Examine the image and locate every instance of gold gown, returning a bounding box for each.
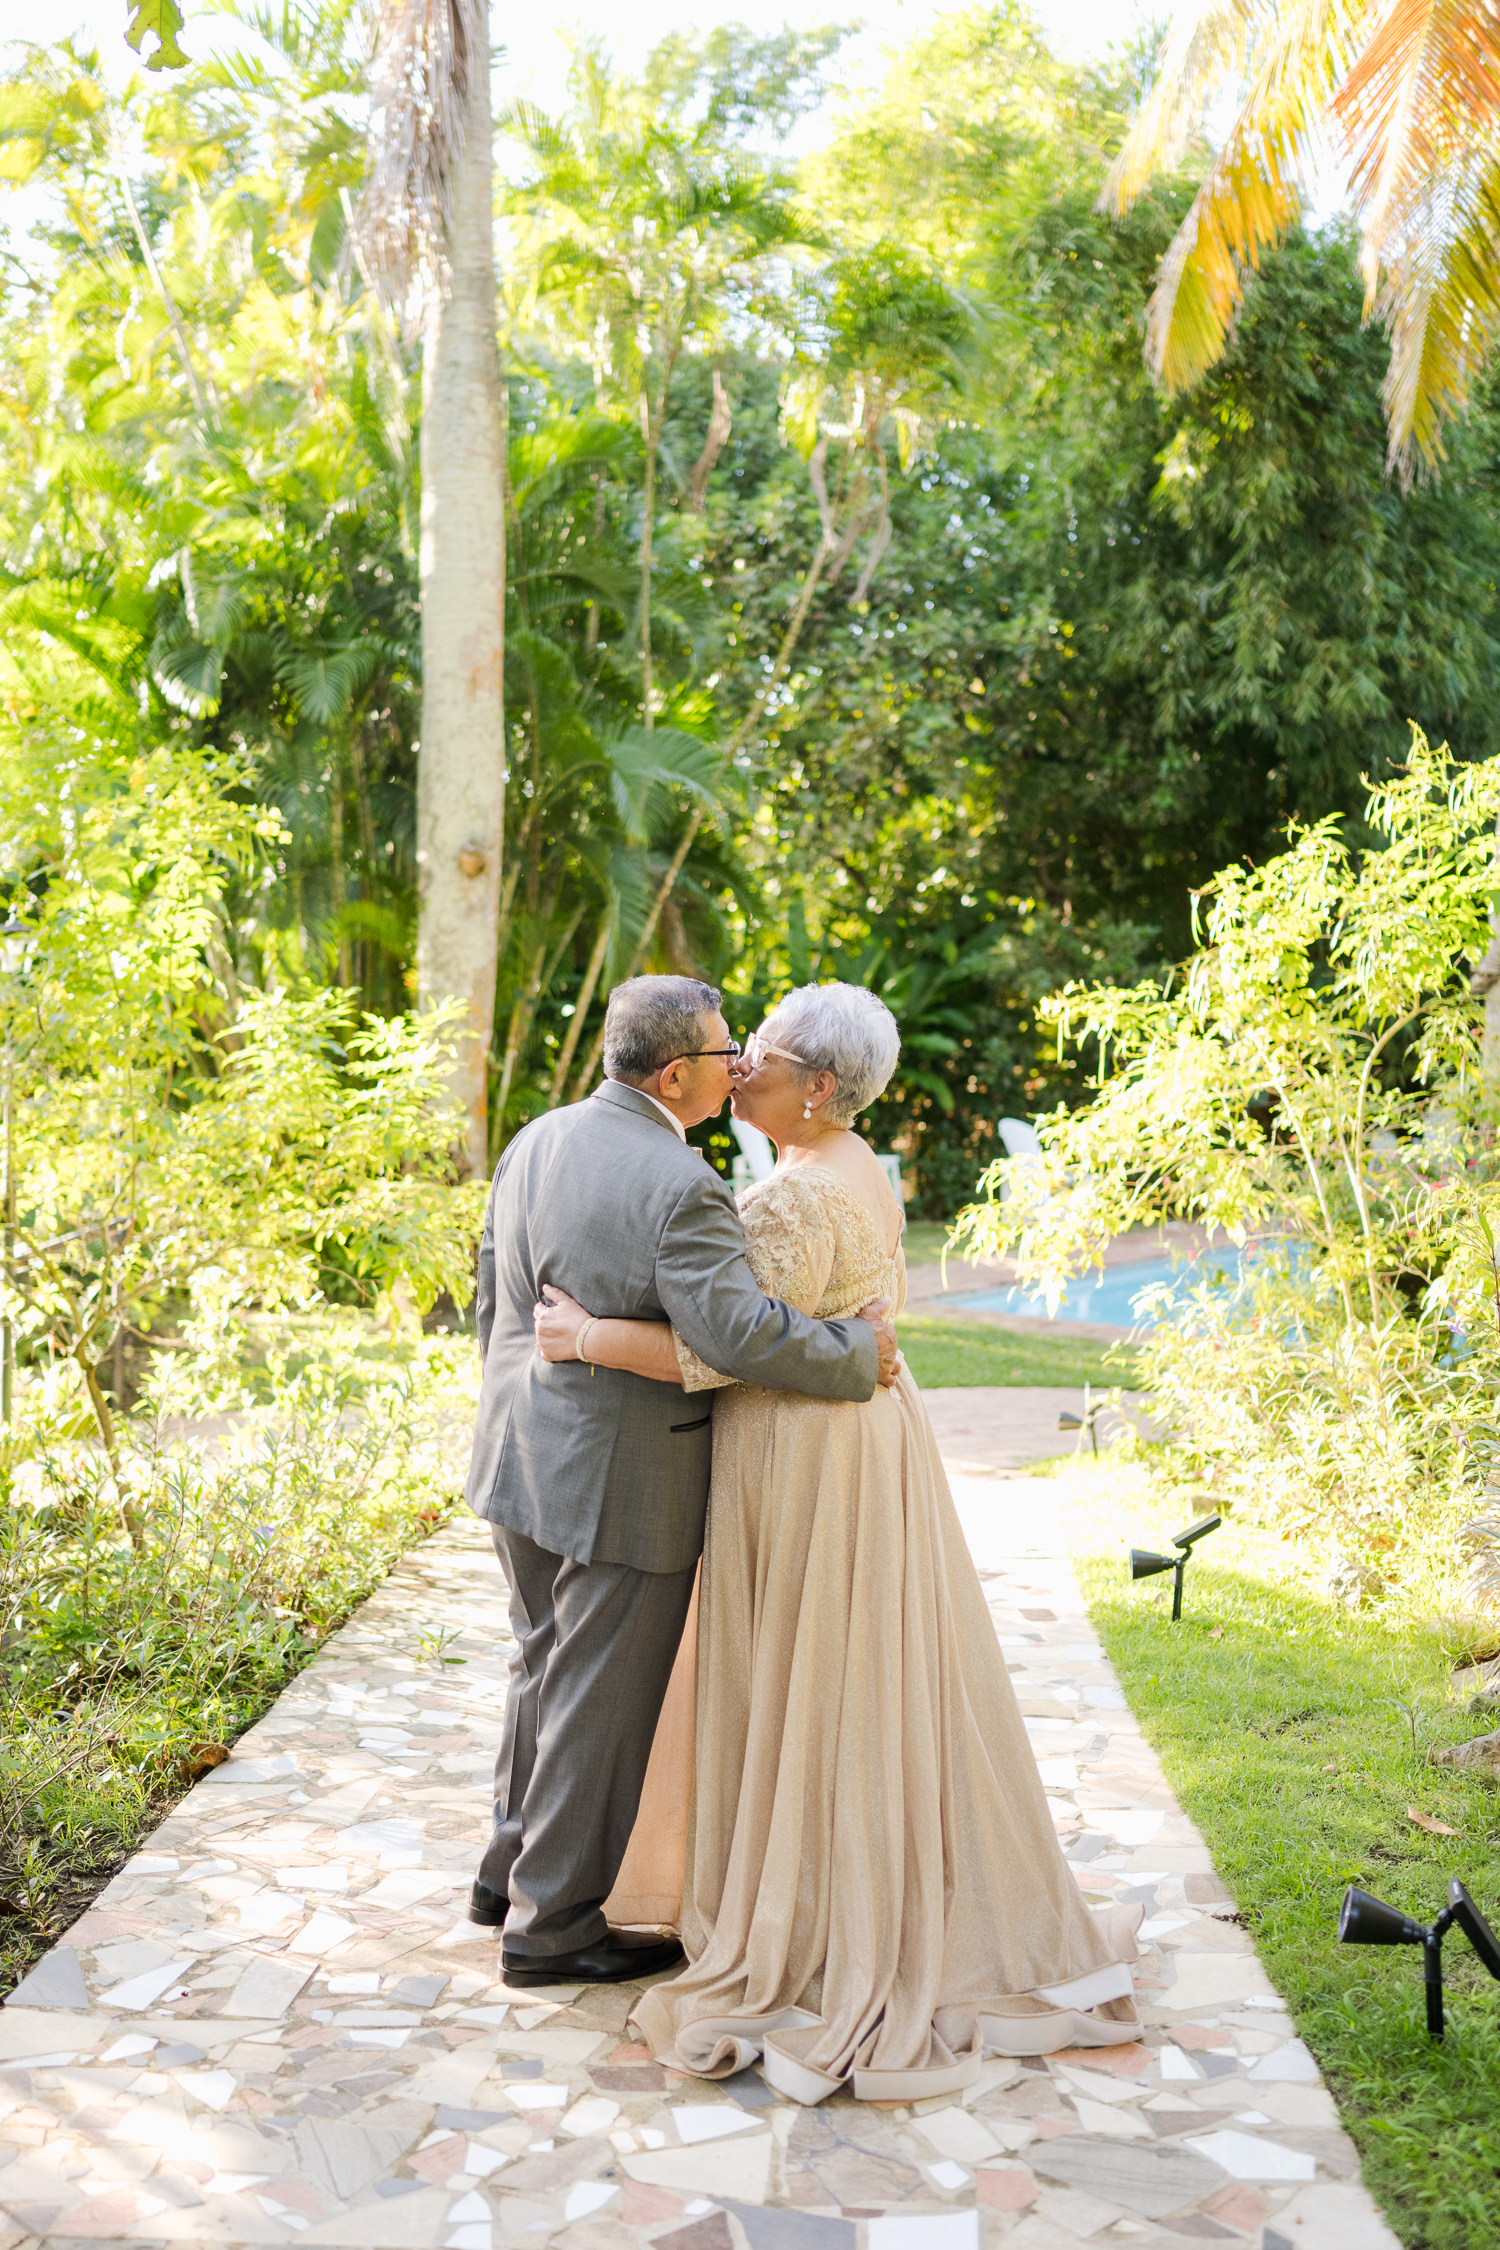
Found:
[611,1165,1142,2105]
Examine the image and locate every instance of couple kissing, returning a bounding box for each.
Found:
[461,973,1142,2105]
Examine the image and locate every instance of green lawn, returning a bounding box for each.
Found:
[897,1313,1139,1389]
[902,1219,960,1267]
[1065,1470,1500,2250]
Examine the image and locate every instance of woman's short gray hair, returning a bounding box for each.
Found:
[768,982,900,1128]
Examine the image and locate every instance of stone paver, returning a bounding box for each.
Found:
[921,1391,1157,1475]
[1,1451,1401,2250]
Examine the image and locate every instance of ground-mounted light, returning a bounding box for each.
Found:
[1128,1514,1222,1622]
[1338,1877,1500,2038]
[1059,1403,1102,1455]
[1060,1380,1111,1457]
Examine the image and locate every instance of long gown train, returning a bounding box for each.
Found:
[605,1166,1141,2104]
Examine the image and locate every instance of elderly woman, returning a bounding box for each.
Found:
[533,983,1141,2103]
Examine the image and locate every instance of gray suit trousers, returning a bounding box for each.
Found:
[481,1525,696,1957]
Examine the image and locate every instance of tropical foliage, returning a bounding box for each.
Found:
[7,0,1500,1226]
[953,736,1500,1581]
[0,718,486,1505]
[1104,0,1500,478]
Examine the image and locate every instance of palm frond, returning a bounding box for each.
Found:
[1111,0,1358,392]
[276,639,383,724]
[359,0,487,293]
[1334,0,1500,283]
[1330,0,1500,471]
[604,724,725,845]
[1147,134,1305,390]
[1101,0,1275,216]
[508,411,631,510]
[153,639,226,715]
[1376,154,1500,478]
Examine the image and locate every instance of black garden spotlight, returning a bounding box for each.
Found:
[1129,1514,1222,1623]
[1059,1382,1105,1458]
[1337,1877,1500,2039]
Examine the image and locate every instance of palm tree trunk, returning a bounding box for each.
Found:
[330,778,350,986]
[568,533,833,1100]
[550,905,613,1105]
[636,336,680,729]
[415,8,506,1181]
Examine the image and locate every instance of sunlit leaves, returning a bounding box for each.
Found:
[951,733,1500,1328]
[126,3,191,74]
[1104,0,1500,476]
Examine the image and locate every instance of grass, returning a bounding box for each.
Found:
[903,1219,959,1267]
[897,1313,1140,1389]
[1062,1464,1500,2250]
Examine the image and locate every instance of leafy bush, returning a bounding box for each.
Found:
[0,1327,477,1998]
[951,736,1500,1596]
[0,725,490,1993]
[1,731,486,1532]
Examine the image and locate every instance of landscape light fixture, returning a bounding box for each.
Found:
[1338,1877,1500,2039]
[1129,1514,1222,1622]
[1059,1382,1104,1457]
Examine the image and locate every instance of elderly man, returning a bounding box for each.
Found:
[463,973,897,1986]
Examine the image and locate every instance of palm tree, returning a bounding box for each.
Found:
[359,0,506,1179]
[1101,0,1500,484]
[504,43,814,738]
[127,0,507,1177]
[562,242,975,1098]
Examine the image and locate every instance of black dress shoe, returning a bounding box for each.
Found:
[468,1881,509,1928]
[502,1931,684,1986]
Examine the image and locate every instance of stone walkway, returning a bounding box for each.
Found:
[1,1458,1401,2250]
[920,1393,1157,1476]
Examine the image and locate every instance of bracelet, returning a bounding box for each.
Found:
[576,1317,597,1372]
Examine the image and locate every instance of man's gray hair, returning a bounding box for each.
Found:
[604,974,722,1084]
[769,982,900,1128]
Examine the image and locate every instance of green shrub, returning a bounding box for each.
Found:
[0,1325,477,1998]
[951,735,1500,1597]
[1,732,486,1533]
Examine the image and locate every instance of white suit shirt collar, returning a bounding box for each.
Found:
[636,1088,687,1141]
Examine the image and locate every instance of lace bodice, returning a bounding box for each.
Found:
[675,1166,907,1392]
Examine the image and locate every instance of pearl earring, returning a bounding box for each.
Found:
[803,1102,813,1120]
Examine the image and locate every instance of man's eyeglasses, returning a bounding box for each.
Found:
[675,1041,742,1062]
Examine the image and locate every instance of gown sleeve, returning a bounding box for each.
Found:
[672,1172,840,1393]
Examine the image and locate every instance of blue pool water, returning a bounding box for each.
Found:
[957,1244,1249,1328]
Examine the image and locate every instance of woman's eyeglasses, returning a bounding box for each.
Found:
[743,1031,834,1077]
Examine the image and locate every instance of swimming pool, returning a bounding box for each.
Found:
[954,1243,1249,1328]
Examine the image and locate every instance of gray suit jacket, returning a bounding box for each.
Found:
[463,1080,879,1574]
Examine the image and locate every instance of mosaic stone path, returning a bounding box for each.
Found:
[1,1466,1401,2250]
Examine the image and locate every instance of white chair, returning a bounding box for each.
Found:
[998,1117,1050,1217]
[874,1153,904,1204]
[729,1115,904,1205]
[999,1117,1043,1163]
[729,1117,775,1190]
